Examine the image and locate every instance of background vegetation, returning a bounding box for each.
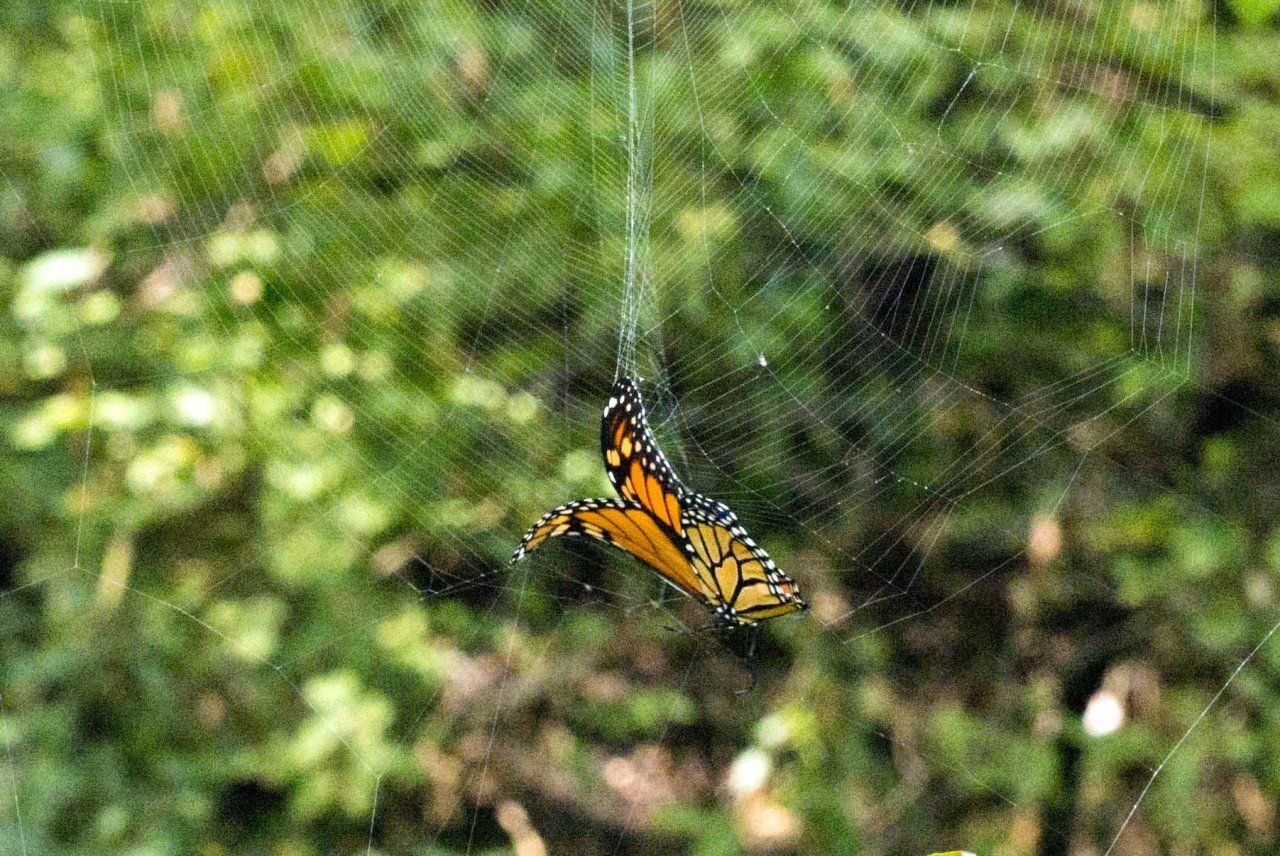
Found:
[3,0,1280,854]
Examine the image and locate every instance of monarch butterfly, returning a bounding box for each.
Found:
[511,377,807,630]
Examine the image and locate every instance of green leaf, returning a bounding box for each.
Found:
[1229,0,1280,26]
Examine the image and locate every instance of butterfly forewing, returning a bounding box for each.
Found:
[511,497,710,605]
[601,378,686,532]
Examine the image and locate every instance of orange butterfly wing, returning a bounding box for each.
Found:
[680,496,807,626]
[601,378,685,533]
[511,498,711,606]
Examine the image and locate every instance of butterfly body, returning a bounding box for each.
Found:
[512,377,807,630]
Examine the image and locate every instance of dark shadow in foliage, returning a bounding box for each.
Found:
[1193,380,1263,441]
[0,536,42,647]
[0,536,19,591]
[1036,596,1132,856]
[543,537,616,613]
[403,551,504,611]
[863,254,940,348]
[217,779,288,841]
[431,804,509,855]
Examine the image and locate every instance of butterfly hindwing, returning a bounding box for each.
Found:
[601,378,685,532]
[511,497,711,606]
[681,496,807,626]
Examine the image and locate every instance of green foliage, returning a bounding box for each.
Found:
[2,1,1280,855]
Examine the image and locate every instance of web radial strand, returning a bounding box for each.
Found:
[617,0,660,381]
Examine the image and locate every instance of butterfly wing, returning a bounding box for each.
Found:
[681,496,807,626]
[601,378,686,533]
[511,497,711,605]
[513,380,805,629]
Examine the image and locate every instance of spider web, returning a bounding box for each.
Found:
[6,0,1275,854]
